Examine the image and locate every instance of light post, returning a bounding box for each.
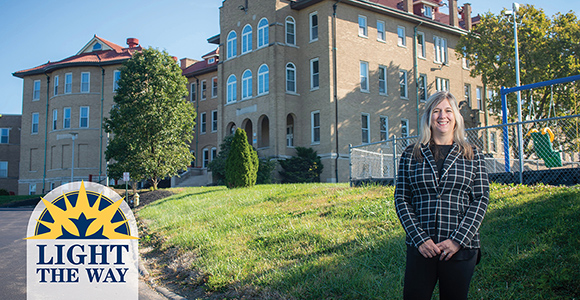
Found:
[506,2,524,183]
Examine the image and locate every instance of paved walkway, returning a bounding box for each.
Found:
[0,208,170,300]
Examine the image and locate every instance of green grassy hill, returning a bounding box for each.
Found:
[137,183,580,299]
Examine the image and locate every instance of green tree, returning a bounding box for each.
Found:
[208,134,234,185]
[456,5,580,121]
[105,48,195,190]
[225,128,258,188]
[279,147,323,183]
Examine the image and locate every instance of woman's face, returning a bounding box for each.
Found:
[430,98,456,139]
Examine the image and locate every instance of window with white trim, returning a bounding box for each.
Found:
[258,64,269,95]
[227,31,237,59]
[63,107,71,129]
[0,161,7,178]
[0,128,8,144]
[436,77,449,91]
[361,113,370,144]
[286,63,296,93]
[211,110,218,132]
[200,112,207,134]
[227,75,237,103]
[311,111,320,144]
[242,70,253,99]
[80,106,89,128]
[190,83,197,102]
[258,18,269,48]
[202,148,209,168]
[33,80,40,100]
[287,124,294,147]
[211,147,217,161]
[380,116,388,141]
[377,20,385,42]
[81,72,90,93]
[242,24,252,54]
[476,86,483,110]
[114,70,121,91]
[424,5,433,18]
[401,119,409,148]
[65,73,72,94]
[310,12,318,42]
[310,58,319,90]
[490,131,497,152]
[212,77,218,98]
[418,74,427,102]
[434,36,448,64]
[52,109,58,130]
[398,26,406,46]
[360,61,369,92]
[286,16,296,45]
[29,183,36,195]
[54,75,59,96]
[464,84,471,106]
[417,32,426,58]
[400,70,408,98]
[379,65,387,95]
[31,113,39,134]
[358,15,367,37]
[201,80,207,100]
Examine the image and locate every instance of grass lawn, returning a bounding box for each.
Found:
[137,183,580,299]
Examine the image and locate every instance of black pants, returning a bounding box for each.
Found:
[403,245,479,300]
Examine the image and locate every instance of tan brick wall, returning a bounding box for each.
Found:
[0,114,21,194]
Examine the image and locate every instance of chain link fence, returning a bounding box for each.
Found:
[350,114,580,186]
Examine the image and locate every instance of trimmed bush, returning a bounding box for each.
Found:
[225,128,258,188]
[279,147,323,183]
[257,158,278,184]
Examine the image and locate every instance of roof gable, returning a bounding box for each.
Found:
[77,35,123,55]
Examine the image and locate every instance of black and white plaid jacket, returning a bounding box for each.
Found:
[394,143,489,249]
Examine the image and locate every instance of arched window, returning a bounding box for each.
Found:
[242,25,252,54]
[242,70,253,99]
[227,75,237,103]
[257,18,269,48]
[286,63,296,93]
[258,64,269,95]
[285,16,296,45]
[227,31,237,59]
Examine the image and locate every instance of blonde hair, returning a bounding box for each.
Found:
[412,91,474,160]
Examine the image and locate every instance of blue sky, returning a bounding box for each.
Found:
[1,0,578,115]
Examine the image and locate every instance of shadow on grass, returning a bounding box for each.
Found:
[472,190,580,299]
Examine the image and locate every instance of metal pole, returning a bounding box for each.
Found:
[513,2,524,184]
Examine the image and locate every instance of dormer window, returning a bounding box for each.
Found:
[208,57,215,64]
[424,5,433,19]
[92,42,102,51]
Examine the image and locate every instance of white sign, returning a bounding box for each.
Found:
[123,172,130,182]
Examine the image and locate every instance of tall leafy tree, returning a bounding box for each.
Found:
[456,5,580,121]
[105,48,195,189]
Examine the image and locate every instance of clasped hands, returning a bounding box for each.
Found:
[418,239,460,261]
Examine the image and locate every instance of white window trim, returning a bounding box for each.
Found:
[377,20,386,42]
[53,75,59,96]
[436,77,450,91]
[63,107,71,129]
[0,128,9,144]
[401,119,409,138]
[52,109,58,131]
[311,110,321,144]
[286,62,297,94]
[227,75,237,103]
[476,86,483,110]
[419,74,428,102]
[211,77,218,98]
[285,16,296,46]
[31,113,39,134]
[400,70,408,99]
[310,58,319,91]
[398,26,406,47]
[190,82,197,102]
[358,15,368,38]
[200,80,207,100]
[80,72,90,93]
[258,64,269,96]
[434,36,448,64]
[211,147,217,161]
[361,113,370,144]
[417,31,426,58]
[200,112,207,134]
[242,70,253,100]
[202,148,209,168]
[33,80,41,101]
[380,115,389,141]
[360,61,369,93]
[0,161,7,178]
[309,11,318,42]
[227,30,237,59]
[257,18,269,49]
[79,106,90,128]
[211,110,218,132]
[379,65,387,95]
[65,73,72,94]
[113,70,121,92]
[242,24,253,54]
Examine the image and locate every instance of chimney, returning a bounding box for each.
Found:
[402,0,413,13]
[180,58,198,69]
[449,0,459,27]
[126,38,139,48]
[462,3,472,30]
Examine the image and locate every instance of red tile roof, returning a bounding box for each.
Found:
[182,48,219,77]
[13,36,141,78]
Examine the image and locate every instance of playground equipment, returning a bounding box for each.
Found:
[526,127,562,168]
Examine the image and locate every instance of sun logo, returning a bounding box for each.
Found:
[26,181,137,240]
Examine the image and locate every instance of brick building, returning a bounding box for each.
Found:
[0,114,21,194]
